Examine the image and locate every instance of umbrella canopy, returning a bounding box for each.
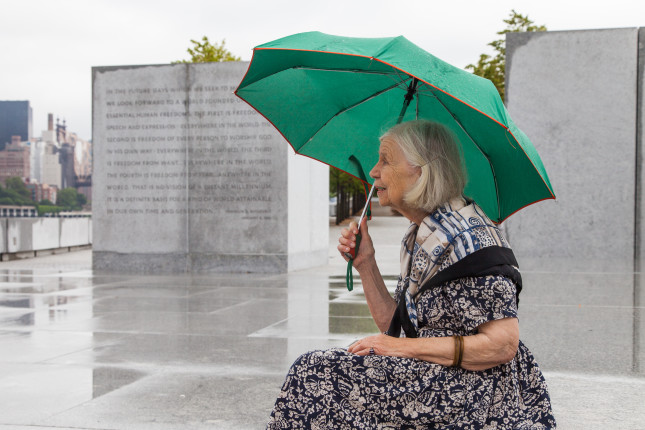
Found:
[235,31,555,223]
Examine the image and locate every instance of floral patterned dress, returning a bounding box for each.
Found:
[267,275,555,429]
[267,202,556,429]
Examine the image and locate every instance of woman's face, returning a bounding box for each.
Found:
[369,137,420,212]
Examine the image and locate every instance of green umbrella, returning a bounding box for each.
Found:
[235,31,555,223]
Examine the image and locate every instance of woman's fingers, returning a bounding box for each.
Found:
[347,341,368,355]
[347,335,381,356]
[337,235,353,257]
[338,222,359,257]
[338,235,354,248]
[348,334,406,358]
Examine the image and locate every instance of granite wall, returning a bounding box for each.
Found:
[92,62,328,273]
[505,28,645,374]
[505,28,644,273]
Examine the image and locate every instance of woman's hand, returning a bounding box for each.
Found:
[347,317,519,370]
[337,216,397,333]
[348,334,453,367]
[348,334,412,359]
[337,216,375,271]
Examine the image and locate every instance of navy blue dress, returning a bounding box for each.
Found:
[267,274,556,429]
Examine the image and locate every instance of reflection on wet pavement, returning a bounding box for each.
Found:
[1,250,644,429]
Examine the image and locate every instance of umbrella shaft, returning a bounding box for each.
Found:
[397,77,419,124]
[357,185,376,228]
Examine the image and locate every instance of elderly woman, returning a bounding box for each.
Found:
[267,120,555,429]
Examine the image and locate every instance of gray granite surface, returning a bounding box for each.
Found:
[92,62,327,274]
[505,28,641,273]
[0,214,644,429]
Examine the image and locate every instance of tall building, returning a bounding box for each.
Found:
[0,101,32,151]
[30,114,62,188]
[26,182,58,204]
[0,136,30,185]
[56,118,92,200]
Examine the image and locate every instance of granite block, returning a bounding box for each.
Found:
[92,62,328,274]
[505,28,640,273]
[0,219,6,253]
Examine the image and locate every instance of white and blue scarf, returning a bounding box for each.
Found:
[398,198,511,331]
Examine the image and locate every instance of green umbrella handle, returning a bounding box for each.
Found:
[345,233,361,292]
[343,184,376,291]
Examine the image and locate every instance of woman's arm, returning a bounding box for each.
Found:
[348,317,519,371]
[338,218,397,332]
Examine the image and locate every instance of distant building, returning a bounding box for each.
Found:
[42,183,58,203]
[30,114,62,188]
[2,108,91,202]
[0,136,30,185]
[56,118,92,201]
[0,101,32,151]
[26,182,58,204]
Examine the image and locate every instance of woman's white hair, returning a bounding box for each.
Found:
[380,120,466,212]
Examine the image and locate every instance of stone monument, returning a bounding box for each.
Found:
[504,28,645,374]
[504,28,645,273]
[92,62,328,273]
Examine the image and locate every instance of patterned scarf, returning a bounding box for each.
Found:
[398,198,511,331]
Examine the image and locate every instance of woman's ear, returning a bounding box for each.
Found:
[414,164,423,180]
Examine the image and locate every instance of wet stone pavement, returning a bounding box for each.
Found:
[1,216,645,429]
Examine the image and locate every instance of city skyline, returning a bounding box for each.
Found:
[0,104,92,206]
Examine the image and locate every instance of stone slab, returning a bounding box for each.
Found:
[7,218,60,252]
[505,28,640,273]
[2,219,645,428]
[287,149,330,271]
[0,219,6,253]
[638,28,645,278]
[2,245,645,429]
[59,218,91,247]
[92,62,328,273]
[545,372,645,430]
[0,218,91,255]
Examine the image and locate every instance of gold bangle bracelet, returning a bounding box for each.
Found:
[456,335,464,368]
[452,335,462,367]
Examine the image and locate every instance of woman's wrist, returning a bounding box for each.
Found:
[408,337,457,366]
[354,253,377,273]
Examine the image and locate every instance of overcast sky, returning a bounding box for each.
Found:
[1,0,643,141]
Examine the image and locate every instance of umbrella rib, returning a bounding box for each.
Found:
[415,86,419,120]
[426,87,501,220]
[291,66,402,77]
[299,77,412,152]
[386,67,418,89]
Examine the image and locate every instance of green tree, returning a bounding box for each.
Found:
[36,205,62,216]
[330,168,369,224]
[466,10,546,101]
[0,179,34,206]
[176,36,240,63]
[76,192,87,207]
[5,177,31,200]
[330,169,365,198]
[56,188,82,210]
[38,199,54,206]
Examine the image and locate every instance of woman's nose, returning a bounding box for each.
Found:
[369,164,379,179]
